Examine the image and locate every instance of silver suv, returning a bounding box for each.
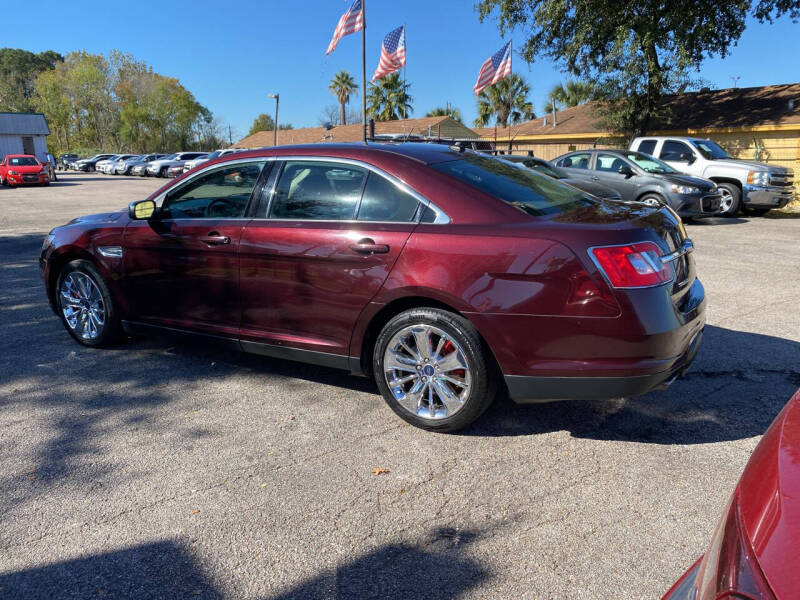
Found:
[146,152,208,177]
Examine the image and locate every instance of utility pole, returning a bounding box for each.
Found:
[267,93,279,146]
[228,124,232,146]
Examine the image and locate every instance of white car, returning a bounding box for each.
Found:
[182,149,242,173]
[99,155,138,174]
[146,152,208,177]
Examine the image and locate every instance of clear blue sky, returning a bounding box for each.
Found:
[19,1,800,141]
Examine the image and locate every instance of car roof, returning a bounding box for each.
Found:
[227,142,468,166]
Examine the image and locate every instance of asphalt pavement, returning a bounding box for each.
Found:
[1,172,798,599]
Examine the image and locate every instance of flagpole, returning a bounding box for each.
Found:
[403,23,406,121]
[361,0,367,142]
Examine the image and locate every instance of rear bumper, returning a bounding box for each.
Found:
[505,327,703,402]
[743,184,792,208]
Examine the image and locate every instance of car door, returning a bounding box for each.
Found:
[238,158,422,359]
[589,153,642,201]
[658,140,697,174]
[554,152,593,182]
[122,159,268,335]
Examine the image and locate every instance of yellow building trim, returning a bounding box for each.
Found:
[485,123,800,143]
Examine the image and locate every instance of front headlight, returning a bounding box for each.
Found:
[746,171,770,186]
[42,232,55,250]
[671,184,700,195]
[8,170,18,175]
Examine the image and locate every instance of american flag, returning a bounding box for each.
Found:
[372,25,406,81]
[326,0,364,55]
[473,41,512,95]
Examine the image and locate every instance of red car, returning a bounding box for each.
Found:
[662,388,800,600]
[1,154,50,186]
[40,144,705,431]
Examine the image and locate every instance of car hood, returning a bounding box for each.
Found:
[712,158,788,173]
[66,211,126,226]
[737,389,800,598]
[661,173,716,190]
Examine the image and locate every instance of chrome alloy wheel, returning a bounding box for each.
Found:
[383,324,472,420]
[718,187,734,213]
[59,272,106,340]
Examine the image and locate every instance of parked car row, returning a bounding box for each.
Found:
[63,150,246,178]
[501,136,793,218]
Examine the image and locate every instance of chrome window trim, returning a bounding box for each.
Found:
[151,154,451,225]
[260,156,450,224]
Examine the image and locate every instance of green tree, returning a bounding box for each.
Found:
[426,102,462,123]
[477,0,800,137]
[473,73,534,128]
[367,73,413,121]
[543,80,595,114]
[0,48,62,112]
[247,113,293,136]
[329,70,358,126]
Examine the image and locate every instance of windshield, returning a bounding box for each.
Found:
[622,151,678,174]
[9,156,38,166]
[206,151,221,159]
[432,154,593,217]
[690,139,730,160]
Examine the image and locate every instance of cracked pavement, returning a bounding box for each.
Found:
[1,173,798,599]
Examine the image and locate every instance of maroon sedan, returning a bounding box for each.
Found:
[40,143,705,431]
[662,388,800,600]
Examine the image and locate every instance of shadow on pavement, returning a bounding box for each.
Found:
[0,529,488,600]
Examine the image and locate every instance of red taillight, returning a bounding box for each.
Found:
[590,242,673,288]
[694,491,776,600]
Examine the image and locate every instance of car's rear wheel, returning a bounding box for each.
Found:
[56,260,121,347]
[373,308,497,432]
[716,183,741,216]
[159,166,168,177]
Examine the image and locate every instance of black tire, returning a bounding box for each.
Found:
[88,165,95,172]
[55,259,122,347]
[742,206,771,217]
[373,308,497,432]
[716,182,741,216]
[159,166,168,178]
[639,193,666,208]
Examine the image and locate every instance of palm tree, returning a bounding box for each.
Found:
[473,74,535,128]
[367,73,413,121]
[544,80,595,113]
[426,102,462,123]
[328,70,358,126]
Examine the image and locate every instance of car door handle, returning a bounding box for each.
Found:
[199,232,231,246]
[349,238,390,254]
[591,176,600,181]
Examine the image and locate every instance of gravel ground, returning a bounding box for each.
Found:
[1,172,798,599]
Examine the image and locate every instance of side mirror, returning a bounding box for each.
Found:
[618,165,635,177]
[129,199,156,220]
[679,152,695,164]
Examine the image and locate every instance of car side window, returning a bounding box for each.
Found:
[269,161,366,220]
[558,152,591,169]
[660,140,692,161]
[594,153,627,173]
[161,161,265,219]
[357,173,419,222]
[637,140,657,156]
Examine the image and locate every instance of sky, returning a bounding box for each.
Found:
[19,0,800,141]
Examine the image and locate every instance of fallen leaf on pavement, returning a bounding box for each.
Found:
[372,467,390,476]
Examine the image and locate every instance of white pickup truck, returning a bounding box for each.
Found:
[629,136,795,216]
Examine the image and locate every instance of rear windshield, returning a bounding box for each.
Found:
[9,156,38,166]
[431,154,592,216]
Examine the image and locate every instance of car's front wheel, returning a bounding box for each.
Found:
[373,308,497,432]
[639,193,666,208]
[56,260,121,347]
[716,183,741,216]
